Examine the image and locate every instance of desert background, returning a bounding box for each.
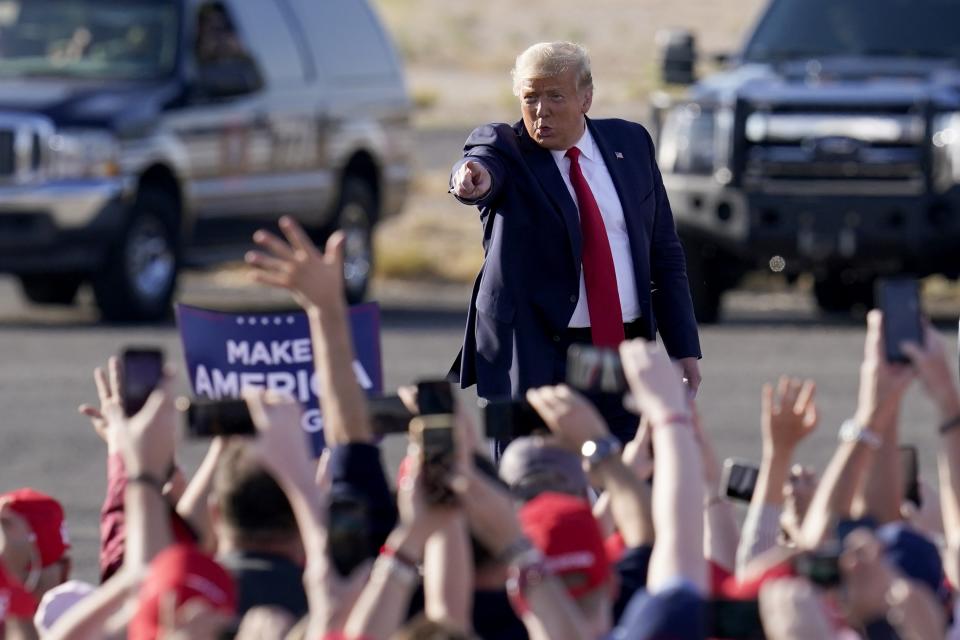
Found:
[368,0,769,283]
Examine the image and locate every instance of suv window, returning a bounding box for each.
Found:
[0,0,179,80]
[743,0,960,63]
[226,0,306,85]
[289,0,399,79]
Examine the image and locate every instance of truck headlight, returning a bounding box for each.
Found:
[47,130,121,179]
[932,113,960,192]
[657,103,733,182]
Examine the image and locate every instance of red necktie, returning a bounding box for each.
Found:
[566,146,624,348]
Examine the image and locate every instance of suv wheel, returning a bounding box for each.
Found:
[813,272,875,314]
[337,177,376,304]
[19,274,83,305]
[92,187,179,322]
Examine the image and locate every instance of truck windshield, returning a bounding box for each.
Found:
[743,0,960,63]
[0,0,179,80]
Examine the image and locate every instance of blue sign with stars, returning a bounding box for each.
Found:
[175,302,383,456]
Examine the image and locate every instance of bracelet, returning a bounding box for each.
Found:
[127,473,166,494]
[657,412,692,427]
[939,413,960,435]
[379,543,419,573]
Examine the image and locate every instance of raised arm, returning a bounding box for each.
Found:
[619,339,706,593]
[800,311,913,549]
[902,322,960,586]
[246,216,373,445]
[737,377,818,575]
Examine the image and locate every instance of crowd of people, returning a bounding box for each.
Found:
[2,216,960,640]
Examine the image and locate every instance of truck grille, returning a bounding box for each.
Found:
[0,113,53,183]
[743,110,926,192]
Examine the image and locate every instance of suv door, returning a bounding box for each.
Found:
[166,0,267,252]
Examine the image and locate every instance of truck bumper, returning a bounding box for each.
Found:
[664,174,960,276]
[0,177,135,274]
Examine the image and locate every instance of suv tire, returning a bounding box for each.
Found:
[93,187,179,322]
[19,274,83,305]
[684,239,724,324]
[813,273,875,314]
[337,177,376,304]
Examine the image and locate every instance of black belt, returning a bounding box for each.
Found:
[565,318,649,344]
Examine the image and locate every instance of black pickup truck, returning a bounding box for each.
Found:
[652,0,960,322]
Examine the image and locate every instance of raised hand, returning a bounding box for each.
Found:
[451,160,491,200]
[619,339,689,426]
[901,322,960,422]
[78,355,123,451]
[762,376,818,459]
[246,216,346,312]
[853,310,914,430]
[526,384,609,452]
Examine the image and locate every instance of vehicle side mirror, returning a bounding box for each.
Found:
[194,55,263,99]
[657,28,697,86]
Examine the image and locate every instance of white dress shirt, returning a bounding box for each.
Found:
[550,125,640,328]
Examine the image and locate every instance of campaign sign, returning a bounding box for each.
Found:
[175,303,383,456]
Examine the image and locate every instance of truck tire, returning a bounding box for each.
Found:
[813,273,875,314]
[19,274,83,305]
[337,177,376,304]
[92,187,179,322]
[684,240,724,324]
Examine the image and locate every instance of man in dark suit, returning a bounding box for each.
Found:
[449,42,701,444]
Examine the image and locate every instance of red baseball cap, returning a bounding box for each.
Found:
[0,488,69,568]
[129,544,236,640]
[518,492,611,599]
[0,560,37,620]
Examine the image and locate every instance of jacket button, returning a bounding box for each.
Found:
[569,294,578,303]
[553,335,561,342]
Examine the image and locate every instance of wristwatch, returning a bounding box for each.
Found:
[838,418,882,450]
[581,435,622,469]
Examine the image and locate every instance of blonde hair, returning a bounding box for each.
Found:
[511,41,593,96]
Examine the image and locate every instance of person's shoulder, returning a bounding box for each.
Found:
[591,117,653,141]
[467,122,522,143]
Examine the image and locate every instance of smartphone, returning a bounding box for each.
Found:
[900,444,921,507]
[367,394,415,435]
[481,397,549,440]
[184,398,256,438]
[328,495,372,577]
[410,415,457,506]
[709,599,765,639]
[566,345,626,395]
[793,546,842,588]
[877,278,923,363]
[120,348,164,417]
[721,459,759,502]
[416,379,455,415]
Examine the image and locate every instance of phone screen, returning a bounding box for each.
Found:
[793,548,842,588]
[722,459,759,502]
[185,399,256,438]
[877,278,923,363]
[416,380,455,415]
[368,395,415,435]
[900,445,921,507]
[121,348,164,417]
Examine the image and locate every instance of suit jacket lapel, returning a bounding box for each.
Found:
[518,124,582,264]
[588,117,642,220]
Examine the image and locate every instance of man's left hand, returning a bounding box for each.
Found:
[678,357,702,397]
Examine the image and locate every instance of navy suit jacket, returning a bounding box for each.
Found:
[450,117,701,398]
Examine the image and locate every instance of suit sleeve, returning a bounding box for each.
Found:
[642,126,702,360]
[449,124,509,209]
